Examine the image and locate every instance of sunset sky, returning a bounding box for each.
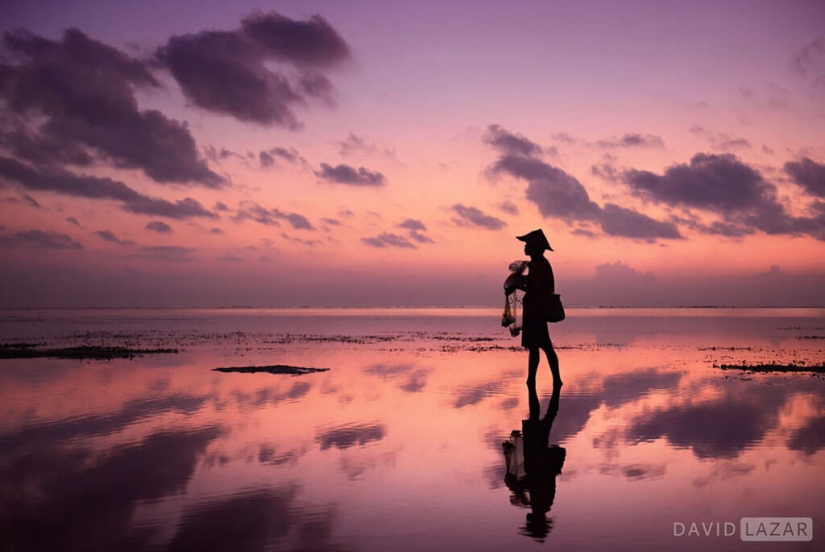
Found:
[1,0,824,307]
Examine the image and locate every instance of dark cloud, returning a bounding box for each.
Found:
[361,232,415,249]
[397,218,434,243]
[94,229,133,246]
[145,220,172,234]
[489,154,601,220]
[624,153,825,240]
[233,200,315,230]
[785,157,825,198]
[315,163,386,186]
[320,217,340,226]
[597,133,665,149]
[209,227,224,235]
[259,146,305,168]
[397,218,426,231]
[337,132,396,158]
[317,422,385,450]
[483,124,544,157]
[0,156,217,220]
[484,126,694,242]
[599,203,682,241]
[624,153,767,211]
[240,11,351,67]
[1,229,83,249]
[451,204,506,230]
[156,11,350,128]
[408,230,434,244]
[65,216,81,227]
[213,201,229,212]
[0,28,224,187]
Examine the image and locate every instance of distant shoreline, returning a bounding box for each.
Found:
[1,305,824,311]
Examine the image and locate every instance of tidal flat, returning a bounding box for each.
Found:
[0,308,823,551]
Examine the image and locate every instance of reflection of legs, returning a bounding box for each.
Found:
[527,375,540,420]
[544,345,562,387]
[527,348,541,419]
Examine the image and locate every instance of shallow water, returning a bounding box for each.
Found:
[1,308,823,551]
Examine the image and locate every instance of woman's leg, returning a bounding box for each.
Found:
[527,347,540,386]
[543,345,562,387]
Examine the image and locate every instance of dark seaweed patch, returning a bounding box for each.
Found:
[213,365,329,375]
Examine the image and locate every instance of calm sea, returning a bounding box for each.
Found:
[1,308,823,551]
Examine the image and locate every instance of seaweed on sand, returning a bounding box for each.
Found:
[213,365,330,375]
[716,361,825,374]
[0,343,179,360]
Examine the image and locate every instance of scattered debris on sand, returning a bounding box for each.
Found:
[213,365,330,375]
[717,362,825,374]
[0,343,179,360]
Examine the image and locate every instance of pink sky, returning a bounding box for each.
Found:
[1,0,824,307]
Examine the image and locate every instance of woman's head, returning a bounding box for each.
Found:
[517,229,553,257]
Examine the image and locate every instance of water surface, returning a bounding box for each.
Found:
[1,308,823,551]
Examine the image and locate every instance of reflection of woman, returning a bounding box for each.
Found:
[503,383,566,541]
[515,230,562,387]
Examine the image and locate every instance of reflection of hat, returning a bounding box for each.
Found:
[517,229,553,252]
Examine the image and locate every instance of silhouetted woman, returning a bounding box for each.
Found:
[515,229,562,387]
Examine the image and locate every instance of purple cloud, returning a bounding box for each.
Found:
[145,221,173,234]
[785,158,825,198]
[0,156,217,220]
[485,125,685,241]
[315,163,386,187]
[94,230,134,246]
[624,153,825,240]
[451,204,506,230]
[361,232,415,249]
[233,201,315,230]
[597,133,665,149]
[1,229,83,250]
[156,11,350,128]
[397,219,434,243]
[484,124,544,157]
[0,28,224,187]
